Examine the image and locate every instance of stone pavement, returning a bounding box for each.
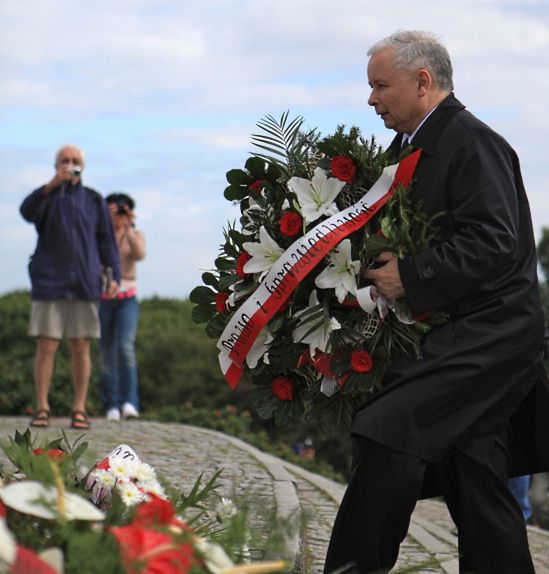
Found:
[1,415,549,573]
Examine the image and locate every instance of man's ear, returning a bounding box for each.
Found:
[417,69,432,96]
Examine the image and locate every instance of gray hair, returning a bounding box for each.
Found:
[55,144,85,166]
[368,30,454,93]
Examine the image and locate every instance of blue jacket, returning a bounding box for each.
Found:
[20,181,120,301]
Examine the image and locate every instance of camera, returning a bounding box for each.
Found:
[69,166,81,176]
[116,201,128,215]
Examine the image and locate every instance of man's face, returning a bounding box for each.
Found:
[55,146,84,178]
[367,48,423,135]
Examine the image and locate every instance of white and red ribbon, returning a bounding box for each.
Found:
[217,149,421,388]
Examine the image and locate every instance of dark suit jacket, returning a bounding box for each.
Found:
[352,94,549,491]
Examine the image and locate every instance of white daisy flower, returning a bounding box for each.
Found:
[117,481,143,507]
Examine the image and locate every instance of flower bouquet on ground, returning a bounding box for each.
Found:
[191,113,446,430]
[0,429,292,574]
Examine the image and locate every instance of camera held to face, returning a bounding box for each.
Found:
[69,165,82,176]
[116,201,129,215]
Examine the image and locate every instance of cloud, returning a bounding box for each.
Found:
[1,0,549,299]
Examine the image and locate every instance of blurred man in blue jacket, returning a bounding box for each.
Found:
[20,144,120,429]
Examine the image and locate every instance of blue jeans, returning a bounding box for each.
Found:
[99,296,140,411]
[508,475,532,521]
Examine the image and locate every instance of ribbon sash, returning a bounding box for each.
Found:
[217,149,421,388]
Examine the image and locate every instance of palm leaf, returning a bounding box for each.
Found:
[251,111,317,176]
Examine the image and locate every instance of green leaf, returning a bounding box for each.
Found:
[189,286,216,304]
[245,156,267,177]
[201,272,219,289]
[226,168,250,185]
[215,257,235,272]
[205,314,228,338]
[218,273,242,290]
[191,303,217,324]
[224,184,248,202]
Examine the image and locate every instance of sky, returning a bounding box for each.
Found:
[2,0,549,299]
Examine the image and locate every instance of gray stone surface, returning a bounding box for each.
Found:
[1,415,548,573]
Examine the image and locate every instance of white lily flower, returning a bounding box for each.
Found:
[243,226,284,274]
[288,167,345,224]
[315,239,360,303]
[293,290,341,356]
[246,328,273,368]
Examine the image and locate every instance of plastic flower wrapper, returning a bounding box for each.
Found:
[191,114,447,430]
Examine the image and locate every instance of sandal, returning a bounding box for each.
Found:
[30,408,50,428]
[70,410,90,430]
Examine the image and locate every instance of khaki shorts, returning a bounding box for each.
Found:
[29,300,100,339]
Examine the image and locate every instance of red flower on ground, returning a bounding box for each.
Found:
[33,448,65,459]
[236,251,251,278]
[96,457,111,470]
[350,350,374,373]
[330,155,356,183]
[271,376,294,401]
[11,546,58,574]
[249,179,267,195]
[111,523,194,574]
[135,494,176,527]
[215,292,229,314]
[278,211,302,237]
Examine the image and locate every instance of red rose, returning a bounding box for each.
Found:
[330,155,356,182]
[279,211,302,237]
[215,292,229,314]
[111,523,194,574]
[33,447,65,459]
[350,350,374,373]
[271,376,294,401]
[236,251,251,278]
[311,351,349,387]
[249,179,267,195]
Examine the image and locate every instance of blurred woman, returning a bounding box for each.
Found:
[100,193,146,421]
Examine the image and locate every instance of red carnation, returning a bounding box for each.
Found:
[279,211,302,237]
[330,155,356,183]
[249,179,267,195]
[215,292,229,314]
[271,376,294,401]
[350,350,374,373]
[236,251,251,278]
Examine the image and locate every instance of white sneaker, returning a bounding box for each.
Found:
[106,408,121,422]
[121,402,139,420]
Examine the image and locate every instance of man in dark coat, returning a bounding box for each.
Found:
[324,31,549,574]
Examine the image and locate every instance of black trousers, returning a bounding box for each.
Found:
[324,434,535,574]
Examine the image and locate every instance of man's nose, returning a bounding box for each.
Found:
[367,91,377,106]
